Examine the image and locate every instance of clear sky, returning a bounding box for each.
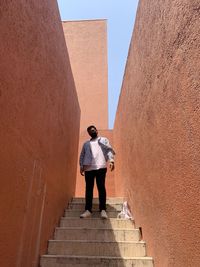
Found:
[57,0,139,128]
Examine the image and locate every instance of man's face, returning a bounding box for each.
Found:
[88,127,98,138]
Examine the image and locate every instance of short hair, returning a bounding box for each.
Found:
[87,125,97,132]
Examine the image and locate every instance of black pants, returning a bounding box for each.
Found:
[85,168,107,212]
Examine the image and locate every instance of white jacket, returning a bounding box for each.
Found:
[79,137,115,168]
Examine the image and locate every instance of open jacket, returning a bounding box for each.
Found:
[79,137,115,168]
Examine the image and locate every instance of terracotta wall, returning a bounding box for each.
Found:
[62,20,108,131]
[0,1,80,267]
[62,20,111,197]
[76,129,115,197]
[114,0,200,266]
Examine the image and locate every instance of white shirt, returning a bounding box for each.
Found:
[85,138,107,171]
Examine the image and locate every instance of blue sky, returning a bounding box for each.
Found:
[57,0,139,128]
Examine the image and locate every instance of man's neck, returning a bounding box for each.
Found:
[90,136,98,141]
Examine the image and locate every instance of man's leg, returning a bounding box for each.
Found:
[96,168,107,211]
[85,170,95,212]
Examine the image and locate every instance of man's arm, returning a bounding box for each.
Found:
[79,144,85,176]
[100,137,115,171]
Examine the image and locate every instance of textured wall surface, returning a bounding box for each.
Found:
[62,20,108,131]
[0,1,80,267]
[62,20,110,197]
[114,0,200,266]
[76,129,115,197]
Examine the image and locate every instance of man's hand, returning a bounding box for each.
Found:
[80,167,85,176]
[109,162,115,171]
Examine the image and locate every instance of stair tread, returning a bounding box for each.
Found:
[61,217,133,220]
[60,216,135,229]
[56,227,137,230]
[67,203,122,211]
[65,210,119,212]
[40,198,153,266]
[64,210,120,215]
[49,240,145,244]
[69,202,123,205]
[71,197,125,201]
[42,255,153,260]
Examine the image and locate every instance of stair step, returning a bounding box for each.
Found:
[68,202,122,211]
[54,227,140,241]
[64,210,119,218]
[41,255,154,267]
[60,217,135,229]
[40,198,154,267]
[71,197,125,204]
[48,240,146,257]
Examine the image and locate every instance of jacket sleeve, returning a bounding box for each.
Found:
[101,138,115,162]
[79,144,85,168]
[107,151,115,162]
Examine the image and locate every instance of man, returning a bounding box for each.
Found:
[79,125,115,219]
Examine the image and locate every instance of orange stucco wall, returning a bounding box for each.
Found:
[76,130,115,197]
[62,20,108,131]
[114,0,200,266]
[62,20,112,198]
[0,1,80,267]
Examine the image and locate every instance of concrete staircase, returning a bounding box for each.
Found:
[40,197,154,267]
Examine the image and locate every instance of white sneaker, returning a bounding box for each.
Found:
[80,210,92,218]
[100,210,108,219]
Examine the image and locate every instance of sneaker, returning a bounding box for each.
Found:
[100,210,108,219]
[80,210,92,218]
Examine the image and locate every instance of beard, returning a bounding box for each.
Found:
[90,132,97,138]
